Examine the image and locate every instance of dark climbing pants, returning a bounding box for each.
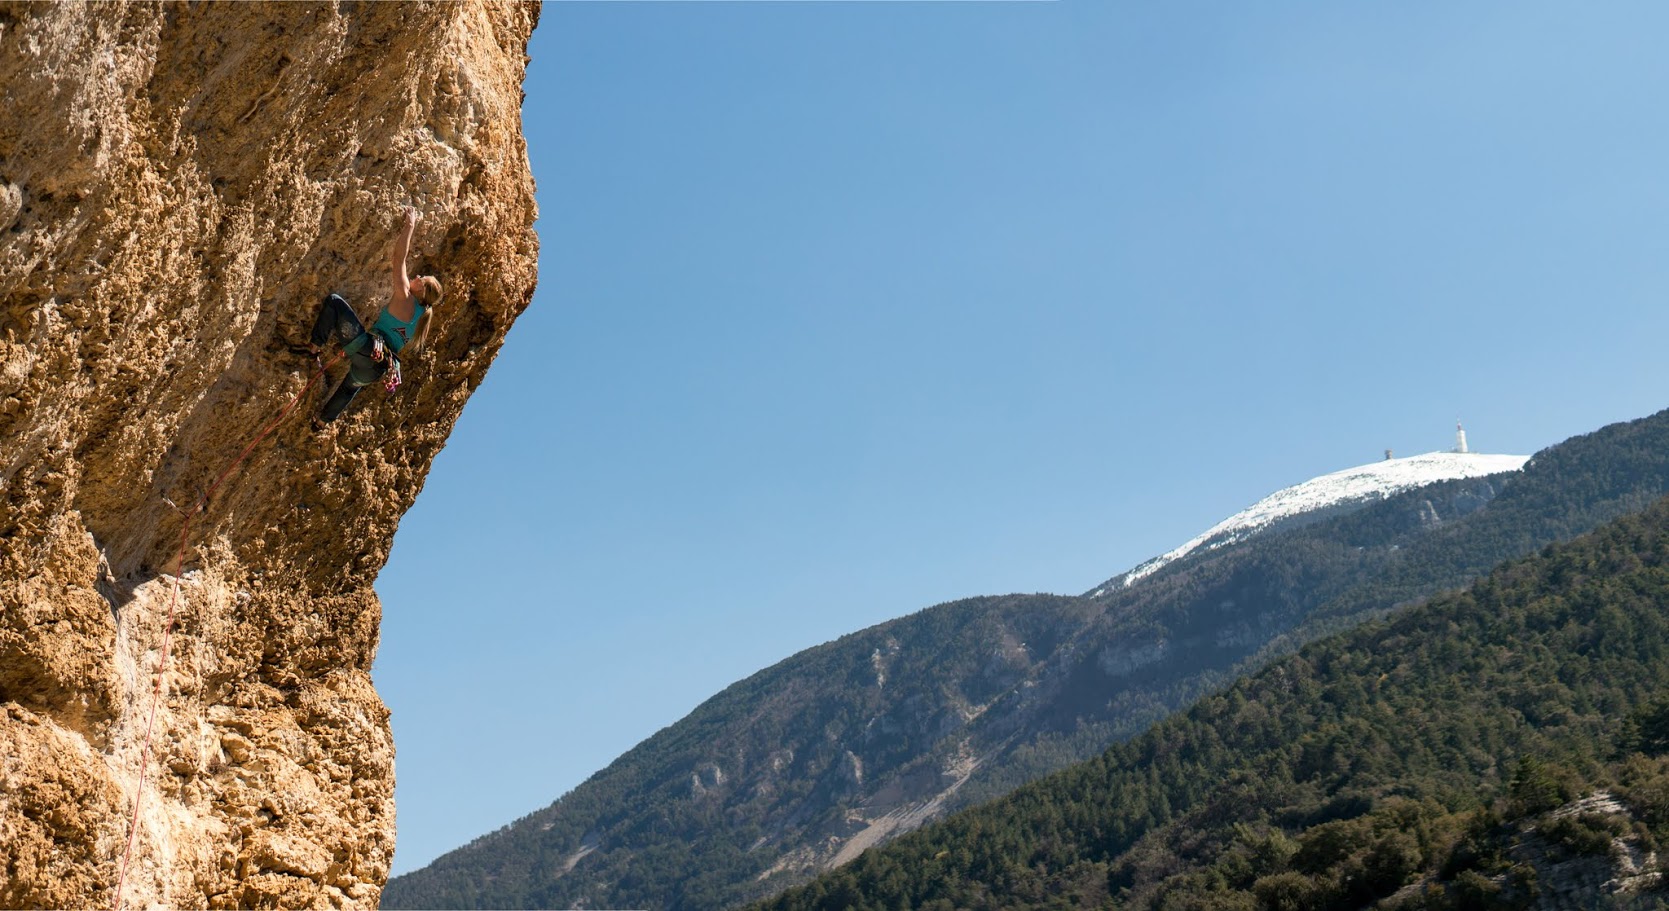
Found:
[310,294,386,423]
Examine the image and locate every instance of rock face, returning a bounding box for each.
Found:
[0,3,539,907]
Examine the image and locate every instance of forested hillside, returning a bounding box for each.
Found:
[761,499,1669,910]
[386,409,1669,911]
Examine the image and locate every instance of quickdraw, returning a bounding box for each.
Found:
[382,356,402,394]
[366,334,403,394]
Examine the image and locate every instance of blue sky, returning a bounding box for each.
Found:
[373,1,1669,876]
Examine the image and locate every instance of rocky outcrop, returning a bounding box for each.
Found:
[1512,793,1663,908]
[0,2,539,907]
[1387,792,1665,910]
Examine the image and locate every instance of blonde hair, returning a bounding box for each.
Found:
[408,277,442,354]
[410,310,433,354]
[416,275,444,307]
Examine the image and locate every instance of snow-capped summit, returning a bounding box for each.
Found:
[1110,450,1530,591]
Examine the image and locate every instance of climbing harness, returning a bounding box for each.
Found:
[110,349,344,911]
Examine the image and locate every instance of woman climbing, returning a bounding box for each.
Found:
[309,205,444,428]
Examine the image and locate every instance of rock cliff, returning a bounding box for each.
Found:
[0,2,539,907]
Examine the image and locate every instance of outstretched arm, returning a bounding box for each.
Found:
[390,206,417,305]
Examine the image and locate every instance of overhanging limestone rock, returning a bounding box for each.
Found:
[0,2,540,906]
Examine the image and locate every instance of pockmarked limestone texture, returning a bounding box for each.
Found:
[0,2,540,907]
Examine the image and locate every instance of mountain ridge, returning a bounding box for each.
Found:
[385,409,1669,911]
[1104,450,1529,593]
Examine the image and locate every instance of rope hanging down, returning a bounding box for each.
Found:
[111,351,343,911]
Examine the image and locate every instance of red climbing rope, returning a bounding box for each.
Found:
[111,351,343,911]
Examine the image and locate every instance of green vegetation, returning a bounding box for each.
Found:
[758,501,1669,910]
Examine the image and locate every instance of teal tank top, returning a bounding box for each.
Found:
[372,300,426,353]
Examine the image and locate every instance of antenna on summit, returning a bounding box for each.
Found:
[1454,420,1468,454]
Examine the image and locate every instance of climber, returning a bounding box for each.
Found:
[309,205,444,428]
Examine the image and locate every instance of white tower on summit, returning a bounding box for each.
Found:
[1454,421,1469,454]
